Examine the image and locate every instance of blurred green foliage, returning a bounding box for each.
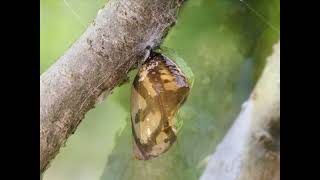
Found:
[40,0,279,179]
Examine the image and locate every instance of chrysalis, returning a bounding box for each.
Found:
[130,50,192,160]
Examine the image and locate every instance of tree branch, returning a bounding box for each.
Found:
[40,0,185,174]
[200,41,280,180]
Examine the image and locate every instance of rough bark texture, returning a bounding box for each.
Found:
[200,41,280,180]
[40,0,185,174]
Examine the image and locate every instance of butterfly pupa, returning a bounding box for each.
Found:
[130,50,191,160]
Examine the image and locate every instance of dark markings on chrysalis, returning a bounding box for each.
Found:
[130,51,190,160]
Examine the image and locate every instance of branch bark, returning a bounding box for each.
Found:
[40,0,185,174]
[200,41,280,180]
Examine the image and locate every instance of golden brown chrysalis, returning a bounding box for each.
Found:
[130,51,190,160]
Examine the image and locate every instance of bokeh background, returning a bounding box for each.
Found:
[40,0,280,179]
